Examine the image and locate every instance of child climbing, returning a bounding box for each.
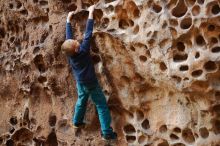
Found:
[61,4,117,141]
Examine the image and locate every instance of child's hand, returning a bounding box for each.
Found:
[67,11,75,22]
[88,4,95,14]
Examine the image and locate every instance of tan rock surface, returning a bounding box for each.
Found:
[0,0,220,145]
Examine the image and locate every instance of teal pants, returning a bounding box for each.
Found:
[73,81,113,135]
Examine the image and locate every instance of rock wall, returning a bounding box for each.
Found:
[0,0,220,146]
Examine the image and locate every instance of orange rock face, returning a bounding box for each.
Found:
[0,0,220,145]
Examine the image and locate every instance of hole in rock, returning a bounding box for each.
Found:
[196,35,205,46]
[212,104,220,114]
[169,19,178,26]
[10,116,17,125]
[208,24,215,31]
[33,0,38,3]
[199,127,209,138]
[215,91,220,100]
[172,143,186,146]
[172,75,182,83]
[212,119,220,134]
[9,127,15,134]
[20,9,28,15]
[173,127,181,133]
[92,55,101,64]
[162,21,168,28]
[173,53,188,62]
[187,0,196,6]
[94,9,103,21]
[180,17,192,29]
[138,135,147,144]
[139,55,147,62]
[204,61,217,72]
[91,39,99,53]
[195,52,200,59]
[106,5,114,12]
[9,36,15,43]
[67,3,77,11]
[11,128,33,143]
[133,25,139,34]
[192,70,203,77]
[197,0,204,4]
[172,0,187,17]
[23,107,29,125]
[101,18,109,28]
[0,137,3,144]
[141,118,150,130]
[133,8,140,18]
[158,140,169,146]
[152,3,162,13]
[49,78,64,96]
[40,31,49,43]
[38,76,47,83]
[34,55,46,73]
[192,5,200,16]
[33,46,40,54]
[182,128,195,143]
[159,125,167,133]
[119,19,129,29]
[49,113,57,127]
[30,118,37,125]
[126,135,136,143]
[127,1,140,18]
[9,3,14,9]
[0,27,6,38]
[160,62,167,71]
[46,131,58,146]
[61,0,71,3]
[180,65,189,71]
[170,133,179,140]
[177,42,185,51]
[211,37,218,44]
[211,46,220,53]
[105,0,116,3]
[128,19,134,27]
[136,109,144,121]
[123,124,136,134]
[212,4,220,15]
[16,1,22,9]
[6,139,14,146]
[39,0,48,6]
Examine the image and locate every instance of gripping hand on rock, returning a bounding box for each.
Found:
[66,9,80,23]
[88,4,96,19]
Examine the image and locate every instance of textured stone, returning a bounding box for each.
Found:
[0,0,220,145]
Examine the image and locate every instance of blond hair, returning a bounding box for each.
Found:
[61,39,79,56]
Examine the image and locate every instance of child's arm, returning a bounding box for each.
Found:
[80,5,95,53]
[66,11,75,40]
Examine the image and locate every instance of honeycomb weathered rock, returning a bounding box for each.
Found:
[0,0,220,145]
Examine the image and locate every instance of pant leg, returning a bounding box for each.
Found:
[73,83,90,125]
[89,83,113,135]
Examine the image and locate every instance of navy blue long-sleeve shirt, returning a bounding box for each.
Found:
[66,19,98,85]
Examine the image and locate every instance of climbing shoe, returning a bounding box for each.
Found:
[72,122,86,129]
[101,132,117,141]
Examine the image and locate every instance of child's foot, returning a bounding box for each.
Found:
[101,132,117,141]
[72,123,86,137]
[72,123,86,129]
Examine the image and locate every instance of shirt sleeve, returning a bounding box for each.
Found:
[80,19,94,52]
[66,22,73,40]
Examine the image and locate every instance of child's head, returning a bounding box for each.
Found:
[61,39,80,56]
